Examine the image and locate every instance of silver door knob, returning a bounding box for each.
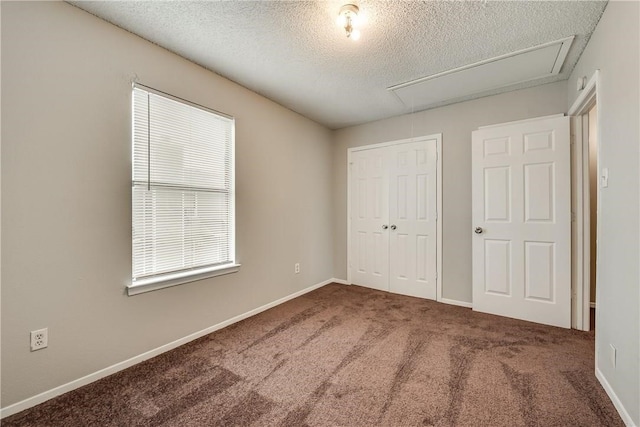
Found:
[474,227,483,234]
[390,225,397,230]
[382,225,388,230]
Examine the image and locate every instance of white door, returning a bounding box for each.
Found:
[349,138,438,300]
[389,141,438,299]
[472,115,571,328]
[350,147,389,291]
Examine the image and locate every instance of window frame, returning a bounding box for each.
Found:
[128,83,239,296]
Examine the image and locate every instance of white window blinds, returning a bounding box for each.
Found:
[132,84,235,286]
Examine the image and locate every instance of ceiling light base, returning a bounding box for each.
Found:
[339,4,359,16]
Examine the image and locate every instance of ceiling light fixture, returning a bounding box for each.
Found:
[337,4,361,41]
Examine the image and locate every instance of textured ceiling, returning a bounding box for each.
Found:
[69,1,607,129]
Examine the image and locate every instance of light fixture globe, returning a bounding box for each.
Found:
[338,4,361,40]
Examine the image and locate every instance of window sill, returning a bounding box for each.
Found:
[127,264,241,296]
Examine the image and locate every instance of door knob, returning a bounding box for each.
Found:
[390,225,397,230]
[382,225,388,230]
[474,227,483,234]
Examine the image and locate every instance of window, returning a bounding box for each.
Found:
[129,84,238,295]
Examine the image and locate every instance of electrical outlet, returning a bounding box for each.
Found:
[609,344,616,368]
[30,328,48,351]
[294,263,300,274]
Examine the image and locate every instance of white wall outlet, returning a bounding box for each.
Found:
[30,328,48,351]
[294,263,300,274]
[609,343,616,368]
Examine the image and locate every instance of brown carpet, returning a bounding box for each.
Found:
[3,283,622,426]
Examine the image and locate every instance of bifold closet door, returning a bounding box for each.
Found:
[388,141,438,299]
[350,147,390,292]
[350,139,438,300]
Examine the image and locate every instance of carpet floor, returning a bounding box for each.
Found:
[4,283,623,426]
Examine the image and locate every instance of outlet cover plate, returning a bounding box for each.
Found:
[30,328,48,351]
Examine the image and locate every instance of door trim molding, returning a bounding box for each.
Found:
[569,70,599,331]
[568,71,599,116]
[347,134,443,301]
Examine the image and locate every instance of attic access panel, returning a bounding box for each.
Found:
[389,36,574,110]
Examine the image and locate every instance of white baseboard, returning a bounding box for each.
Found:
[0,278,335,419]
[439,297,473,308]
[331,278,350,285]
[595,368,636,426]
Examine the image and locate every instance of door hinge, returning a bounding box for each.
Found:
[571,212,576,222]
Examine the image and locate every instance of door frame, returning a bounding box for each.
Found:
[568,70,600,331]
[346,134,443,301]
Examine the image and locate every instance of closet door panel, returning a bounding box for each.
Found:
[349,138,437,300]
[350,147,389,291]
[389,140,438,300]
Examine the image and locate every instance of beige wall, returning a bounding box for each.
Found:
[566,1,639,424]
[332,82,567,303]
[1,1,334,406]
